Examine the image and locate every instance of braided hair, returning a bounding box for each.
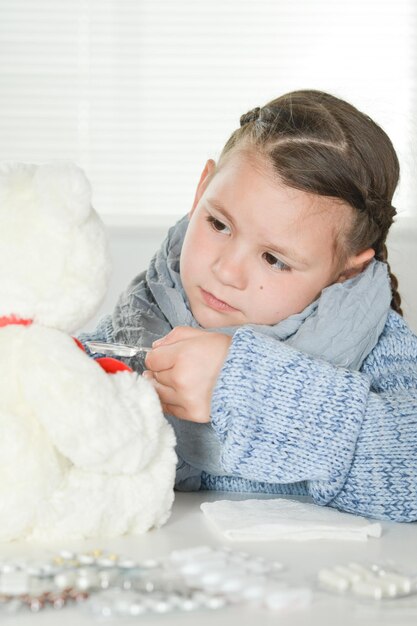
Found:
[220,90,402,314]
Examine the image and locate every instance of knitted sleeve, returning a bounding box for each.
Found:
[210,314,417,521]
[77,315,115,355]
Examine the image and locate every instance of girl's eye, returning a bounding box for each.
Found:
[206,215,231,234]
[262,252,291,271]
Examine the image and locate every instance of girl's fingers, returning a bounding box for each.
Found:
[143,371,181,406]
[155,384,179,407]
[153,326,205,347]
[151,368,175,388]
[145,343,178,372]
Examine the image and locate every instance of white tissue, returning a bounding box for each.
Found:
[200,498,382,541]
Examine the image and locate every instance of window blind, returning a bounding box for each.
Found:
[0,0,415,228]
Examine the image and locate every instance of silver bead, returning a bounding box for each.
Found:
[128,602,147,616]
[78,554,95,565]
[54,571,76,590]
[98,568,120,589]
[75,569,99,591]
[58,550,75,561]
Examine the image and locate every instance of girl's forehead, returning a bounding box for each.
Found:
[205,151,351,261]
[210,151,347,224]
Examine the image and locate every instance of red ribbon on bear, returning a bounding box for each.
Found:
[1,316,132,374]
[0,316,33,327]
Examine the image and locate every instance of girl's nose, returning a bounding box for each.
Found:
[212,243,248,289]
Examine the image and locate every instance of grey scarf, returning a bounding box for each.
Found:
[113,215,391,488]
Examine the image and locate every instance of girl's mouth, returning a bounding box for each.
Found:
[200,288,239,313]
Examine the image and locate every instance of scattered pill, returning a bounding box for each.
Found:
[318,568,350,592]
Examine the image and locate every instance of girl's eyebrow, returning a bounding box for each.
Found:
[206,199,235,225]
[206,198,309,266]
[265,241,309,267]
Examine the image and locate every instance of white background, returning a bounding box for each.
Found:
[1,0,416,224]
[1,0,416,330]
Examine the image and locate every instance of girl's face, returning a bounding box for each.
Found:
[180,151,373,328]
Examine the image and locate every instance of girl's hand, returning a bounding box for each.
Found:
[143,327,232,422]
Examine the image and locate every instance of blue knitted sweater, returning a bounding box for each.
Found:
[78,221,417,522]
[82,309,417,522]
[206,311,417,522]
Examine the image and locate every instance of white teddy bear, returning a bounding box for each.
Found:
[0,161,177,542]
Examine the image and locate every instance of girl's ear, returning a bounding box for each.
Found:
[189,159,216,217]
[336,248,375,282]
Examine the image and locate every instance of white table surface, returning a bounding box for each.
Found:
[2,491,417,626]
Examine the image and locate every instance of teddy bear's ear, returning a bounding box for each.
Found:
[33,161,93,225]
[0,162,38,213]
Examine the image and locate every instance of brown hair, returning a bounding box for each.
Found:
[219,90,402,314]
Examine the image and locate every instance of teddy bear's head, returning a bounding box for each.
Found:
[0,161,110,332]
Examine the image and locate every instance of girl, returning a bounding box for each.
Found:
[81,90,417,522]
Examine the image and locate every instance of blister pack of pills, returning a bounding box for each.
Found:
[317,562,417,602]
[86,545,312,618]
[0,546,312,618]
